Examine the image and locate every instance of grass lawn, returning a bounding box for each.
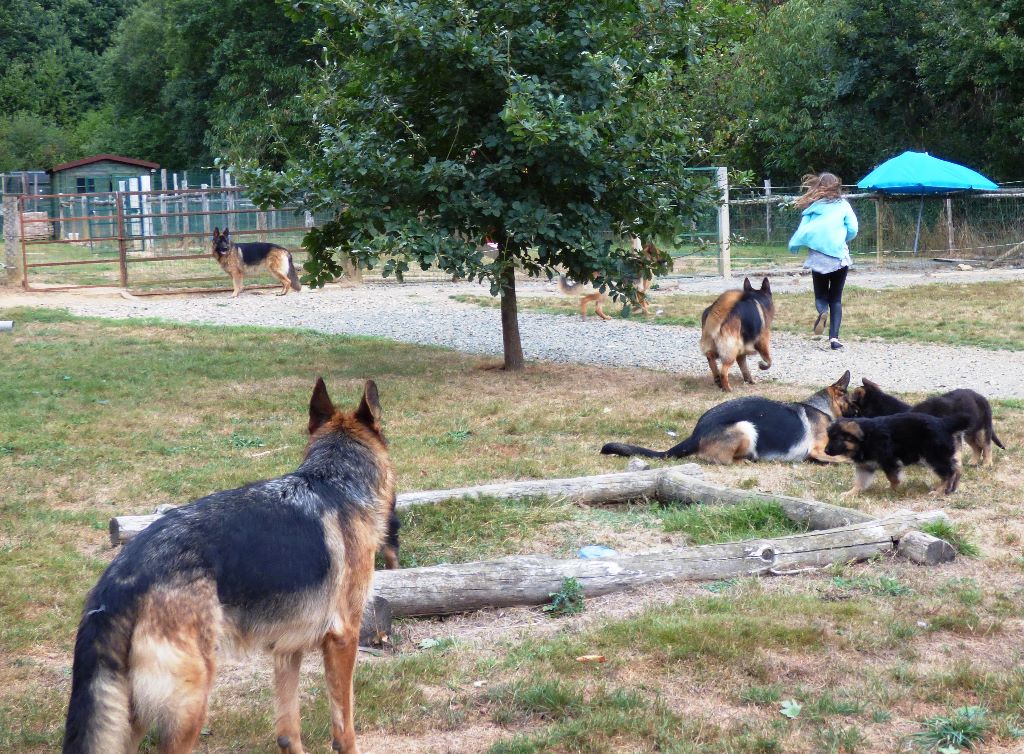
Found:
[455,280,1024,351]
[1,306,1022,753]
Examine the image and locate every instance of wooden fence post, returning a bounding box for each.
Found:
[2,195,22,286]
[716,166,731,278]
[764,179,772,243]
[875,196,884,266]
[115,192,128,287]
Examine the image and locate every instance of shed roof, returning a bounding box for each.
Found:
[49,154,160,174]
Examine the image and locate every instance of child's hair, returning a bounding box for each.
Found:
[794,172,843,210]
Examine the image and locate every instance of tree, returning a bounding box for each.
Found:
[710,0,1024,183]
[240,0,711,370]
[102,0,318,167]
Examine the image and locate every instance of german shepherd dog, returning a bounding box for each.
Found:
[825,413,971,496]
[558,273,610,320]
[850,379,1005,467]
[701,277,774,391]
[633,241,670,316]
[62,379,397,754]
[212,227,301,298]
[601,371,852,464]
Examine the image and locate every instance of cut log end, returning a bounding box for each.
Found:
[896,530,957,566]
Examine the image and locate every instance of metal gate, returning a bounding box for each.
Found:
[18,187,314,293]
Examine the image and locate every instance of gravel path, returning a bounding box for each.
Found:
[3,267,1023,398]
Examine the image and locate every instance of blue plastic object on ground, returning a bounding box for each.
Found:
[578,545,619,559]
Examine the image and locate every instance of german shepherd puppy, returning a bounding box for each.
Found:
[212,226,301,298]
[62,379,397,754]
[558,273,610,320]
[825,413,971,496]
[601,371,852,464]
[850,379,1004,466]
[701,277,774,391]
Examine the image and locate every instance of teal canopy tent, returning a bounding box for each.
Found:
[857,151,998,253]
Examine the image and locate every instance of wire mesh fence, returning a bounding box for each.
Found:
[724,184,1024,273]
[15,187,454,292]
[9,178,1024,292]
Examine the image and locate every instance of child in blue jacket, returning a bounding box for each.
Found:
[788,172,859,350]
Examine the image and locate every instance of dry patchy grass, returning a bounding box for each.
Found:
[1,306,1022,753]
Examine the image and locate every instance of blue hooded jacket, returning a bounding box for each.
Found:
[788,199,858,258]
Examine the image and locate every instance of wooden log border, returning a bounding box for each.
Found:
[108,465,958,620]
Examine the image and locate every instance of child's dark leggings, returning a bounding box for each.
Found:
[812,266,848,340]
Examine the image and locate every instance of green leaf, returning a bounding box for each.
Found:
[780,699,802,719]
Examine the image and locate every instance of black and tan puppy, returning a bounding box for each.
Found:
[63,379,397,754]
[212,226,301,298]
[602,371,851,465]
[851,379,1004,466]
[700,276,774,391]
[825,413,972,497]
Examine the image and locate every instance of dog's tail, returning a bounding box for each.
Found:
[557,274,583,296]
[601,435,699,460]
[63,588,138,753]
[991,426,1006,450]
[287,254,301,291]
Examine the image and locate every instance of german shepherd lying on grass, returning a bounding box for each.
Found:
[850,378,1005,466]
[601,371,852,464]
[701,276,774,391]
[826,413,970,496]
[212,227,301,298]
[62,379,397,754]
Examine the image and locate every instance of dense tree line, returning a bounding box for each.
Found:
[0,0,1021,181]
[0,0,315,171]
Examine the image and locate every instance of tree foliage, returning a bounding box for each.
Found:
[0,0,134,169]
[102,0,318,167]
[714,0,1024,182]
[239,0,712,367]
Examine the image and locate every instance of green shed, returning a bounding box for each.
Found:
[48,154,160,196]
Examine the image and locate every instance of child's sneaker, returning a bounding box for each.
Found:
[830,338,844,350]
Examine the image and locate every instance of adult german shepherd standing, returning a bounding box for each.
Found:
[701,277,775,391]
[850,378,1004,466]
[601,371,852,464]
[62,379,397,754]
[212,227,301,298]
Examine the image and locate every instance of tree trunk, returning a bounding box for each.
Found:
[497,241,525,371]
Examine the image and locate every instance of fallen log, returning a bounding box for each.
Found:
[109,466,870,545]
[371,510,949,617]
[896,530,957,566]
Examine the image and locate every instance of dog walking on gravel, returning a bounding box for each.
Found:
[62,379,397,754]
[700,276,775,392]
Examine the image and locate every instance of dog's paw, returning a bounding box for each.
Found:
[758,361,771,370]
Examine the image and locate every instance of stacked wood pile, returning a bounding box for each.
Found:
[22,212,52,241]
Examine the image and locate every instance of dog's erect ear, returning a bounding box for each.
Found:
[223,226,230,237]
[760,276,771,293]
[742,277,753,292]
[308,377,336,434]
[862,378,881,392]
[840,420,864,439]
[212,227,220,239]
[355,379,382,430]
[833,370,851,391]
